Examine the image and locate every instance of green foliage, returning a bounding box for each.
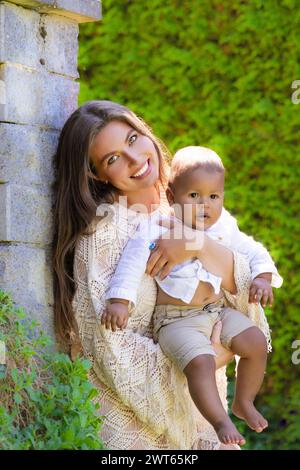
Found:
[0,290,104,450]
[78,0,300,449]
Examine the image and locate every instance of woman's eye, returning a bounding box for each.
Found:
[107,154,119,165]
[190,193,199,199]
[210,194,218,200]
[129,133,138,145]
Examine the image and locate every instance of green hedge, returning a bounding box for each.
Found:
[78,0,300,449]
[0,291,104,450]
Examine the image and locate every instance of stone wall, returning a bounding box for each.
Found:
[0,0,101,336]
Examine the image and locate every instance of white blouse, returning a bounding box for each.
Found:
[106,207,282,307]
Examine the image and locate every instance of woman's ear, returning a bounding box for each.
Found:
[88,161,102,182]
[87,170,101,181]
[166,186,175,205]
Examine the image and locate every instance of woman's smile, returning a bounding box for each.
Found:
[130,159,152,179]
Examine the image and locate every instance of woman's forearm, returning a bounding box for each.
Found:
[148,219,238,291]
[196,235,237,294]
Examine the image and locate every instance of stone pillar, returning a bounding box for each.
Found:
[0,0,101,336]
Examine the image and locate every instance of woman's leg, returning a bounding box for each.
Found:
[230,326,268,432]
[184,355,245,446]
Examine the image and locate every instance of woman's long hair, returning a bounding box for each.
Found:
[52,100,170,352]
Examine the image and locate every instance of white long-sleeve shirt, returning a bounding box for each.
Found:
[106,208,283,306]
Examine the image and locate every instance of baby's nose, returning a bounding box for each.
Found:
[198,199,209,207]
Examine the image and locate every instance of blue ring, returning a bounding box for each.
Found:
[149,241,156,250]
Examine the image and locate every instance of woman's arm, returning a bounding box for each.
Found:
[145,217,237,294]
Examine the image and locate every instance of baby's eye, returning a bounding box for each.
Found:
[129,133,138,145]
[210,194,219,200]
[107,154,119,165]
[189,192,199,199]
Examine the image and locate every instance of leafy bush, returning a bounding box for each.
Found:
[78,0,300,449]
[0,290,104,450]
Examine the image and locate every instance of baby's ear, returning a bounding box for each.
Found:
[166,186,175,205]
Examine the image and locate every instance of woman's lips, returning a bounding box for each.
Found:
[130,159,152,179]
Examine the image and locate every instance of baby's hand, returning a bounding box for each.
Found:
[249,276,273,308]
[101,300,129,332]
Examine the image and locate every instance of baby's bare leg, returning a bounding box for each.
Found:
[184,355,245,446]
[231,326,268,432]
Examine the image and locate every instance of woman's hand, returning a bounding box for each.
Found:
[146,217,237,294]
[211,320,234,369]
[145,216,203,279]
[145,216,236,293]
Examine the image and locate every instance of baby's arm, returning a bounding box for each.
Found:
[230,220,283,307]
[104,218,162,330]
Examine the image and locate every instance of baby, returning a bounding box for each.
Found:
[102,146,282,446]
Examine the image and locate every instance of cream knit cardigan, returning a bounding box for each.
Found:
[72,194,271,450]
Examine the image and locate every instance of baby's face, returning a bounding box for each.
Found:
[170,168,224,230]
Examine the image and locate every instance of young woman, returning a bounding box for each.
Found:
[52,100,253,450]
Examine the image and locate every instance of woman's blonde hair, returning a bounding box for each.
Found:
[52,100,170,351]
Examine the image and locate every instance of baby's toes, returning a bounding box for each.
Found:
[256,417,268,433]
[232,433,245,445]
[238,435,246,446]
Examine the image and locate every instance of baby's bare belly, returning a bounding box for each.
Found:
[156,280,224,307]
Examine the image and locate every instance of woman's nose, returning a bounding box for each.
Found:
[125,149,140,164]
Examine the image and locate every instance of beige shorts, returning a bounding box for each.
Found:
[153,298,255,372]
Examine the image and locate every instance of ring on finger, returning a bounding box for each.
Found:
[153,260,168,278]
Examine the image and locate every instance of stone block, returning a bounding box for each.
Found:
[0,182,53,244]
[42,14,79,77]
[0,243,54,337]
[0,2,79,77]
[0,63,79,128]
[5,0,101,23]
[0,123,58,185]
[0,2,40,70]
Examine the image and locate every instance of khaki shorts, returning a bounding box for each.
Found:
[153,298,255,372]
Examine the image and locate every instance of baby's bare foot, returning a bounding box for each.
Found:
[214,418,246,446]
[232,400,268,433]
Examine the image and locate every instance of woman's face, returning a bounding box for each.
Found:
[89,120,160,195]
